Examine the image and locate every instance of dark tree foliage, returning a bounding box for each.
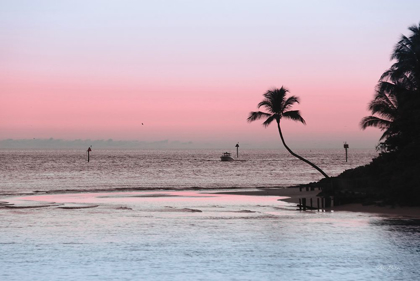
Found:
[362,23,420,152]
[330,23,420,205]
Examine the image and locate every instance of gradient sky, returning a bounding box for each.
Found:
[1,0,420,148]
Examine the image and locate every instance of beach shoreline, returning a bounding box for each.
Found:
[2,187,419,218]
[216,188,420,218]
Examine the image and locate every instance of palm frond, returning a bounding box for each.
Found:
[408,22,420,35]
[391,35,413,61]
[368,101,396,121]
[247,111,271,123]
[368,90,397,117]
[282,95,300,111]
[262,115,277,127]
[376,81,407,104]
[257,99,274,113]
[262,87,289,114]
[379,128,394,141]
[282,110,306,124]
[360,116,392,130]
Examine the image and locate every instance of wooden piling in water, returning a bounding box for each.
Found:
[235,143,239,158]
[321,197,325,210]
[302,198,307,211]
[344,142,349,162]
[317,198,320,211]
[310,198,313,208]
[325,197,331,208]
[87,146,92,162]
[298,198,302,211]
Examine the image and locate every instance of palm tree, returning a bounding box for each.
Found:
[381,23,420,92]
[360,81,399,142]
[247,87,329,178]
[361,23,420,152]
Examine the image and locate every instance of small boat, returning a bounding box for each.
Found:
[220,152,234,161]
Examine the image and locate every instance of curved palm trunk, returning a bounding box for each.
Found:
[277,121,329,178]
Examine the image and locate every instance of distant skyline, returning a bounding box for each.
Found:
[0,138,379,150]
[1,1,420,149]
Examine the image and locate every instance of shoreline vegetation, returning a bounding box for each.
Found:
[314,22,420,209]
[244,22,420,211]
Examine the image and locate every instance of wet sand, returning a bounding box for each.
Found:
[2,188,419,218]
[219,188,420,218]
[215,188,319,204]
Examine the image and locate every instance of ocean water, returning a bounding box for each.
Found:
[1,149,420,281]
[0,149,376,195]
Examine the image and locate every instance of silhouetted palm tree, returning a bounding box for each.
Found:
[381,23,420,91]
[362,23,420,152]
[248,87,329,178]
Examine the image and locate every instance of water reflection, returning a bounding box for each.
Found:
[1,191,419,281]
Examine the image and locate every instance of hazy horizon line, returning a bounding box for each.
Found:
[0,138,377,150]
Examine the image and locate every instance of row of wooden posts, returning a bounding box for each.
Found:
[298,197,332,211]
[298,184,331,211]
[299,186,321,192]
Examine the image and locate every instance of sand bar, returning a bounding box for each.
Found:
[218,188,420,218]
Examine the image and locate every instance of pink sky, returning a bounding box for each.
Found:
[1,1,420,148]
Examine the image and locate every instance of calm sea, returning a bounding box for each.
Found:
[0,149,376,195]
[2,149,419,281]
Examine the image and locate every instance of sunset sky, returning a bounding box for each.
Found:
[1,0,420,148]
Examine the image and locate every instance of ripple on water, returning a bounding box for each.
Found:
[1,192,419,280]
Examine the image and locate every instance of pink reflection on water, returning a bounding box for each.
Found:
[12,190,285,208]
